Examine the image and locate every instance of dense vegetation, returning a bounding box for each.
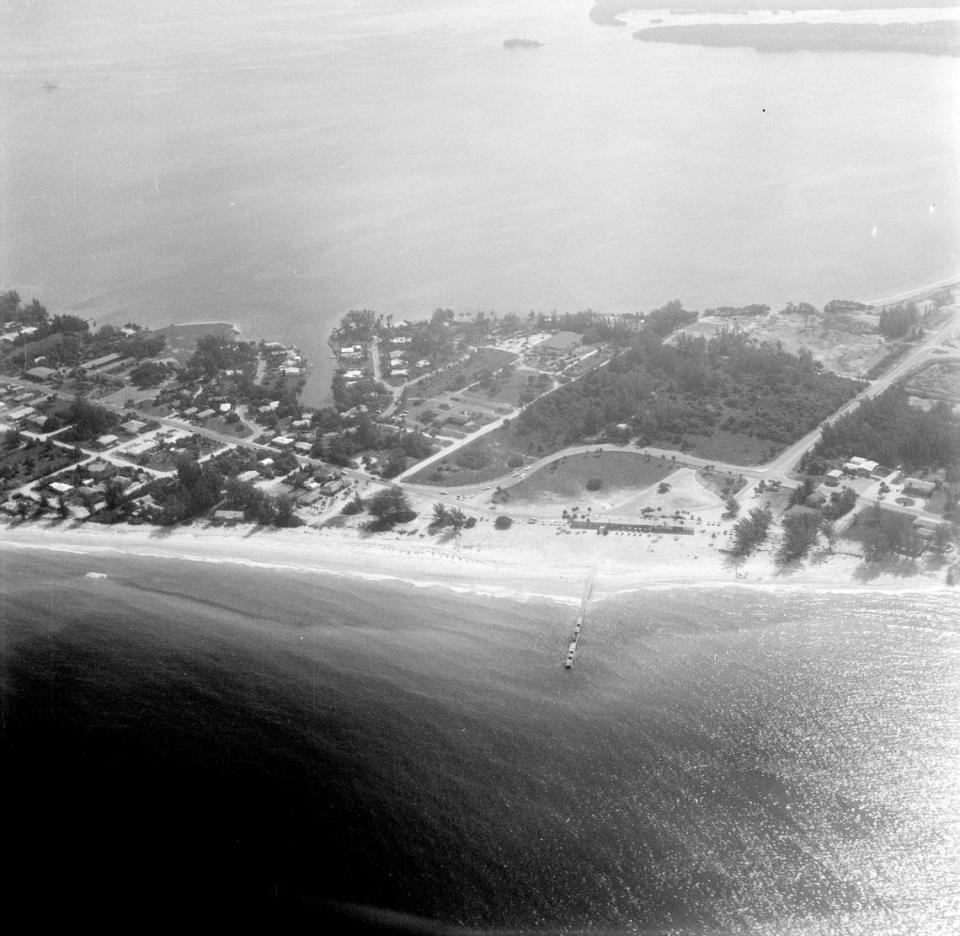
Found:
[513,324,859,457]
[730,505,773,556]
[803,384,960,472]
[65,397,119,441]
[0,290,165,371]
[878,304,921,340]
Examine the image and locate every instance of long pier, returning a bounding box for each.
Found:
[564,570,596,670]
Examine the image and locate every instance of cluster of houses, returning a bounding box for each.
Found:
[0,383,48,432]
[262,341,306,378]
[824,455,881,485]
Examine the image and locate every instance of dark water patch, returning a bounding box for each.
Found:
[2,554,958,930]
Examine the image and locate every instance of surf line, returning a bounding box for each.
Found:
[564,568,596,670]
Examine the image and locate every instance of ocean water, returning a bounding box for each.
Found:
[2,545,958,931]
[4,0,959,402]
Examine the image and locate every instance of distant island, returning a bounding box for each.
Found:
[633,21,960,56]
[503,38,543,49]
[590,0,960,23]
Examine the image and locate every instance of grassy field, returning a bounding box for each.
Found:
[503,451,677,503]
[907,360,960,404]
[679,430,779,466]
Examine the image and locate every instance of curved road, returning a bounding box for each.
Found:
[398,303,960,501]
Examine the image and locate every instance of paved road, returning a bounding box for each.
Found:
[760,304,960,480]
[397,303,960,505]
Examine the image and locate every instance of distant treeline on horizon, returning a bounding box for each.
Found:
[633,20,960,55]
[589,0,960,25]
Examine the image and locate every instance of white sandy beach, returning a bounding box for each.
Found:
[1,511,955,608]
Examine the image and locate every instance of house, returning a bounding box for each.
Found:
[237,469,260,483]
[49,481,73,495]
[219,403,232,413]
[824,468,844,486]
[282,367,302,376]
[133,494,160,516]
[843,456,878,477]
[96,434,119,448]
[534,332,582,357]
[125,438,156,456]
[7,405,35,422]
[320,477,349,496]
[903,478,936,497]
[343,369,363,379]
[271,435,295,449]
[120,419,147,435]
[392,368,409,378]
[294,441,313,455]
[214,509,245,523]
[196,408,215,420]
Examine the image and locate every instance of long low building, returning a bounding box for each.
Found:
[570,519,694,535]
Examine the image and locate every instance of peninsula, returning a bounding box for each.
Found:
[590,0,960,24]
[633,21,960,56]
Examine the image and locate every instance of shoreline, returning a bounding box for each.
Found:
[2,519,954,606]
[864,273,960,308]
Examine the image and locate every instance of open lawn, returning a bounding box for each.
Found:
[503,451,676,503]
[680,430,779,466]
[403,347,516,402]
[907,360,960,404]
[199,415,253,439]
[695,468,753,498]
[407,435,523,487]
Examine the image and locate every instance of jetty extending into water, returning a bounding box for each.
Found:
[564,570,596,670]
